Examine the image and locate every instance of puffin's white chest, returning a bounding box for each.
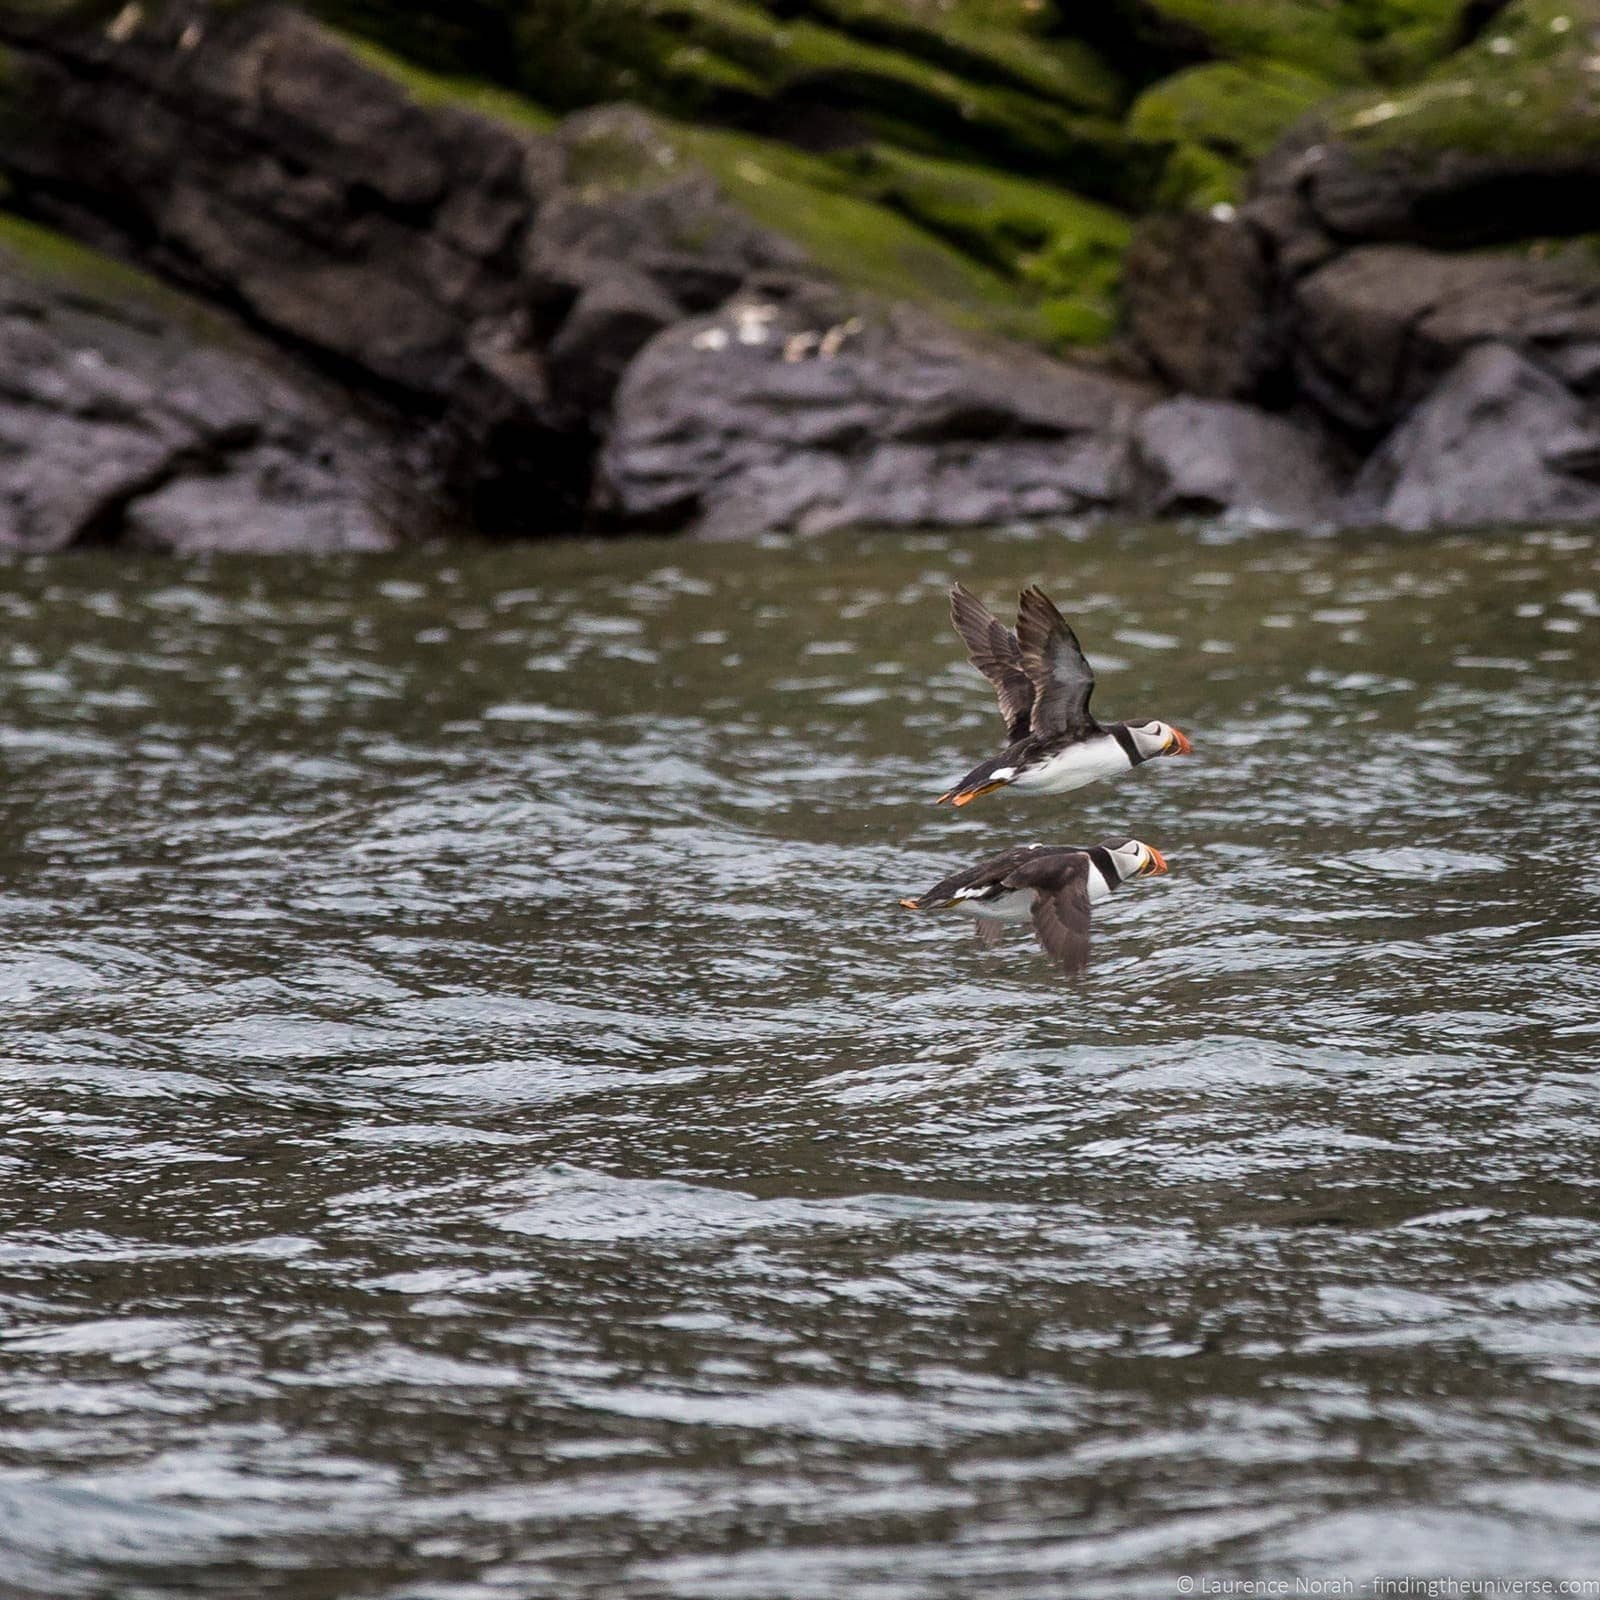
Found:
[957,889,1033,924]
[1010,735,1132,794]
[955,864,1117,924]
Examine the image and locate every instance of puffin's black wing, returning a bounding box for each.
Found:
[949,583,1034,741]
[1005,851,1094,977]
[903,845,1055,910]
[1015,585,1097,740]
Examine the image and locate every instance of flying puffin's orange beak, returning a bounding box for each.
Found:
[1142,847,1169,876]
[1163,728,1193,757]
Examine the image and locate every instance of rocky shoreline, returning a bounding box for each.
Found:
[4,0,1600,549]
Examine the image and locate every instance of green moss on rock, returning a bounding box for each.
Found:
[554,108,1125,349]
[1124,0,1470,85]
[675,123,1099,347]
[1035,294,1118,345]
[17,0,1551,366]
[508,0,1143,199]
[841,143,1131,303]
[1129,59,1331,207]
[1149,141,1247,209]
[800,0,1126,115]
[1129,60,1331,156]
[0,209,238,334]
[1328,0,1600,157]
[339,32,558,130]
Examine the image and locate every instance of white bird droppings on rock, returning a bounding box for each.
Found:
[106,2,142,42]
[691,327,730,352]
[1349,100,1401,128]
[733,303,777,346]
[818,316,863,358]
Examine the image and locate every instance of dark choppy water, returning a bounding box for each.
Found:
[1,524,1599,1599]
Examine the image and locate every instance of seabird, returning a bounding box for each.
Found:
[899,839,1169,978]
[937,583,1191,806]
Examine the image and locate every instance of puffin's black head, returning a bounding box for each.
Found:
[1100,839,1169,881]
[1129,719,1193,760]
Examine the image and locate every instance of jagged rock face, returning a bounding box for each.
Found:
[5,2,1327,545]
[0,239,392,553]
[1346,343,1600,530]
[1117,0,1600,533]
[21,0,1595,545]
[0,7,885,538]
[1293,245,1600,435]
[524,107,811,423]
[1130,398,1343,528]
[1121,212,1284,399]
[0,0,585,533]
[599,296,1159,539]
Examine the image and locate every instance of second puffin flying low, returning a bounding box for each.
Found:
[937,583,1191,806]
[899,839,1169,978]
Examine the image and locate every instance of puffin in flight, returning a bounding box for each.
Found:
[899,839,1169,978]
[937,583,1191,806]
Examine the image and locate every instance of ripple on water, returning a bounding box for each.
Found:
[0,528,1596,1596]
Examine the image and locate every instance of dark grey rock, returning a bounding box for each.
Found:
[1345,344,1600,531]
[1288,134,1600,255]
[1121,212,1283,400]
[546,269,684,418]
[0,11,829,534]
[600,296,1158,537]
[532,109,806,315]
[1294,245,1600,436]
[0,242,392,553]
[1131,398,1343,528]
[0,0,573,529]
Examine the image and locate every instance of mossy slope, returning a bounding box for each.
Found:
[5,0,1532,355]
[569,112,1132,351]
[1327,0,1600,158]
[300,0,1495,301]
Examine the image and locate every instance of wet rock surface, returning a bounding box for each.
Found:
[1130,398,1343,529]
[6,0,1600,544]
[1345,343,1600,531]
[601,296,1157,538]
[0,0,578,534]
[0,3,1195,544]
[0,234,393,552]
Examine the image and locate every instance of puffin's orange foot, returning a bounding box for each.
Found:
[950,780,1008,807]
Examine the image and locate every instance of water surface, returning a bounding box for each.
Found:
[1,522,1598,1598]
